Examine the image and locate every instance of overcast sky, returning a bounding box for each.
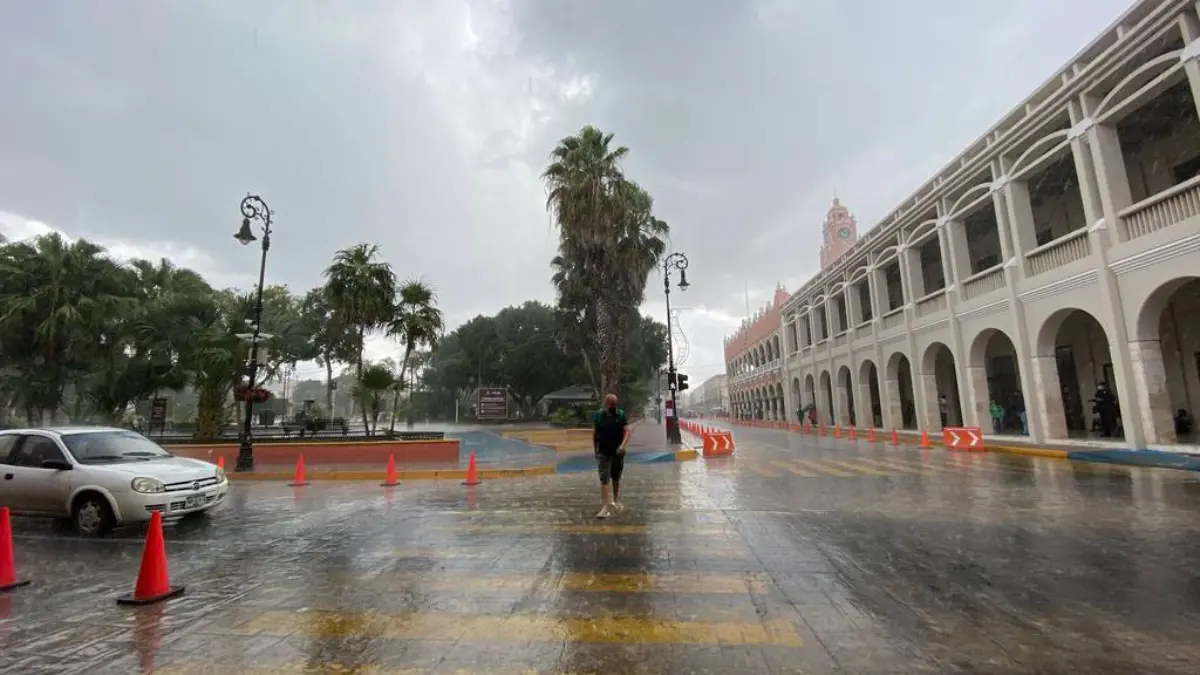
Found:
[0,0,1135,385]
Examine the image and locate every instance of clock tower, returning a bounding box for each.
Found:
[819,197,859,269]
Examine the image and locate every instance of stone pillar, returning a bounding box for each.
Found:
[918,371,940,432]
[968,366,991,432]
[859,380,875,428]
[836,383,851,426]
[1129,340,1175,445]
[885,377,903,430]
[1031,356,1068,440]
[822,382,835,426]
[1003,179,1040,272]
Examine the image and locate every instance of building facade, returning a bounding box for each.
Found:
[725,286,791,420]
[724,0,1200,451]
[691,374,730,413]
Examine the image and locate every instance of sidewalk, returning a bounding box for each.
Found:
[706,419,1200,473]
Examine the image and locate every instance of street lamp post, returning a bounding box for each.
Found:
[662,252,690,445]
[233,194,273,472]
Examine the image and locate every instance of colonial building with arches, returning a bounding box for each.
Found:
[727,0,1200,451]
[724,286,790,420]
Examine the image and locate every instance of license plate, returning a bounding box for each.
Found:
[184,495,205,509]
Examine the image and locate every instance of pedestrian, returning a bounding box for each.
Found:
[938,394,949,428]
[989,400,1005,435]
[1092,382,1119,438]
[593,393,631,519]
[1011,391,1027,435]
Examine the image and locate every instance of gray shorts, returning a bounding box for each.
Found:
[596,452,625,485]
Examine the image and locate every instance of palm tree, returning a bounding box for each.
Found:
[0,233,134,423]
[300,288,355,417]
[542,125,668,395]
[322,244,397,434]
[386,280,444,434]
[355,362,396,434]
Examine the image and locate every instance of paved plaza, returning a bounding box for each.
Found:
[4,425,1200,674]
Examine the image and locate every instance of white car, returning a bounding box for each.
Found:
[0,426,228,536]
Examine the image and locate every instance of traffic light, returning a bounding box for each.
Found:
[676,373,689,391]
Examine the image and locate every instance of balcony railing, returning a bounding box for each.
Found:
[833,332,847,348]
[961,264,1006,300]
[915,290,947,319]
[1119,174,1200,241]
[880,308,905,331]
[1025,228,1090,277]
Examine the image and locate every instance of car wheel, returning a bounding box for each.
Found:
[72,494,115,537]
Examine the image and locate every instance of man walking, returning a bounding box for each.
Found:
[593,393,631,519]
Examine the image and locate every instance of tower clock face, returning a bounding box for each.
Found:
[837,226,852,240]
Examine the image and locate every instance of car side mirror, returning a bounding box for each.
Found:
[41,459,72,471]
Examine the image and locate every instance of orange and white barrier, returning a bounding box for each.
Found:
[701,429,735,457]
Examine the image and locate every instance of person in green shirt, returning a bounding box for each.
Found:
[989,400,1005,435]
[593,393,631,519]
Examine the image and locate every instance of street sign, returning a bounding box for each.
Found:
[475,387,508,420]
[942,426,984,451]
[150,398,167,425]
[702,430,735,457]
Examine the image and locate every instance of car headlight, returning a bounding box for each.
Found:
[215,466,227,483]
[131,477,165,494]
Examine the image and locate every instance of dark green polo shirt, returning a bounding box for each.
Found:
[593,407,628,456]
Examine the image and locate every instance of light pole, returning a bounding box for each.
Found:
[663,252,689,445]
[233,194,273,472]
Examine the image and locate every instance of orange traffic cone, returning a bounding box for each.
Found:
[890,428,899,444]
[0,507,29,592]
[833,425,842,439]
[848,427,856,440]
[381,454,399,487]
[921,430,931,448]
[216,456,225,471]
[116,511,185,605]
[868,428,876,442]
[288,455,309,487]
[462,451,481,486]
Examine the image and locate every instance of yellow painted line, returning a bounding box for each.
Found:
[850,457,922,474]
[770,460,817,477]
[988,444,1070,459]
[445,523,737,536]
[826,459,890,476]
[347,572,769,595]
[225,465,557,481]
[792,458,854,477]
[749,462,783,478]
[235,610,804,646]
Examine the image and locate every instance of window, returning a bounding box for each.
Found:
[61,430,172,463]
[0,435,18,464]
[10,436,66,468]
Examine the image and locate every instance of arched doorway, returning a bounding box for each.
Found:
[774,382,785,421]
[791,377,802,421]
[804,374,816,422]
[858,360,883,428]
[1133,277,1200,444]
[921,342,962,430]
[819,371,835,425]
[968,329,1027,435]
[1035,308,1119,440]
[886,352,918,430]
[837,366,856,426]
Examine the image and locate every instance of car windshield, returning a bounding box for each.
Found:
[60,431,173,463]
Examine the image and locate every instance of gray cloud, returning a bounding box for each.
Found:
[0,0,1136,383]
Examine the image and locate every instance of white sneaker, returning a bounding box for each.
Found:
[612,501,625,513]
[596,504,611,519]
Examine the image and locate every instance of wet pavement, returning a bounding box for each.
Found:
[4,424,1200,674]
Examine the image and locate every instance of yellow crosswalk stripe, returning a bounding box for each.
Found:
[234,610,805,646]
[850,457,924,474]
[750,462,783,477]
[825,459,890,476]
[791,458,854,477]
[770,460,817,477]
[345,572,771,595]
